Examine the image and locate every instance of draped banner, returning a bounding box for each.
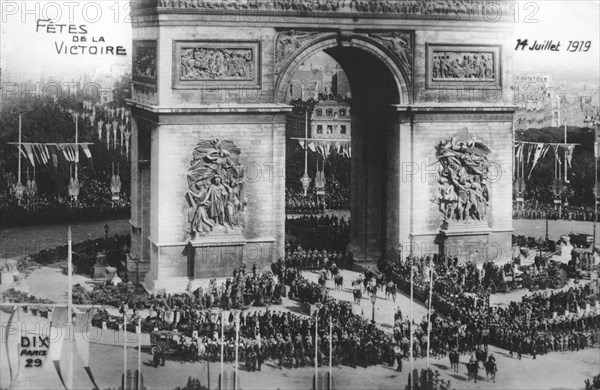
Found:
[74,308,100,390]
[295,138,350,158]
[515,141,579,180]
[81,145,92,159]
[49,307,69,390]
[2,306,20,390]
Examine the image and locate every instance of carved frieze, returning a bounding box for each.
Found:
[173,41,261,89]
[133,40,157,86]
[432,131,491,225]
[426,44,501,89]
[368,32,412,80]
[275,30,321,75]
[185,139,246,239]
[151,0,509,19]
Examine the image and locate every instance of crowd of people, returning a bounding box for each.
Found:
[89,261,401,372]
[280,241,354,271]
[285,214,350,253]
[0,178,130,227]
[285,186,350,214]
[513,200,597,221]
[377,256,600,361]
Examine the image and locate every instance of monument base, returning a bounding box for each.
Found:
[439,220,494,263]
[143,234,276,293]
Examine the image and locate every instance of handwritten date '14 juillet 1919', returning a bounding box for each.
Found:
[515,39,592,52]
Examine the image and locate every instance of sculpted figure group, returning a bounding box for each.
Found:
[433,134,490,223]
[432,52,494,80]
[186,139,247,237]
[181,48,254,81]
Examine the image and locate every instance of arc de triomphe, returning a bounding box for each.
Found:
[128,0,515,291]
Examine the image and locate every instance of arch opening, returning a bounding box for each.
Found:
[283,44,403,264]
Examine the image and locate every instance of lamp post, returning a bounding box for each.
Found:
[370,292,376,324]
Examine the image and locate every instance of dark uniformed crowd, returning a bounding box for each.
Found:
[285,215,351,253]
[379,256,600,362]
[513,200,596,221]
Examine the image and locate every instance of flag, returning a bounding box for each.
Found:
[23,144,36,166]
[31,144,42,164]
[49,146,59,168]
[106,124,111,149]
[528,143,544,179]
[526,144,534,163]
[552,145,560,164]
[298,139,305,148]
[566,144,575,167]
[41,144,51,164]
[2,306,20,390]
[541,144,550,159]
[308,142,316,153]
[49,307,69,390]
[81,145,92,159]
[74,308,99,390]
[18,144,28,160]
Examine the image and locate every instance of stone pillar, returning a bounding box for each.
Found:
[129,104,290,291]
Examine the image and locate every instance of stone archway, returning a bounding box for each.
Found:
[128,3,515,291]
[275,32,411,261]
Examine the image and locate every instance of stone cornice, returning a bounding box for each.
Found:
[393,104,517,113]
[126,99,293,114]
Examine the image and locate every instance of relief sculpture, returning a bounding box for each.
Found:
[369,32,412,79]
[432,51,495,80]
[154,0,507,18]
[180,48,254,81]
[186,139,246,238]
[275,30,321,74]
[133,46,157,79]
[433,132,491,224]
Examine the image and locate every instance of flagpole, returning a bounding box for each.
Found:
[409,257,413,390]
[18,114,22,185]
[124,312,127,389]
[220,311,224,390]
[314,312,318,390]
[17,114,23,206]
[75,115,78,180]
[138,318,141,390]
[329,317,332,390]
[426,255,434,369]
[67,226,73,390]
[235,312,239,390]
[564,121,567,182]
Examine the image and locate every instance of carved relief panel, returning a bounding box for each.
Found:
[426,44,501,89]
[185,139,247,240]
[173,41,261,89]
[133,40,157,86]
[433,130,491,225]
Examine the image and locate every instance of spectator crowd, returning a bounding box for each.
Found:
[513,200,596,221]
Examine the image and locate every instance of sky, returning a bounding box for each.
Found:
[0,0,598,84]
[510,0,600,83]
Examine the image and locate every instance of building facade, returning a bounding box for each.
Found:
[287,100,352,140]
